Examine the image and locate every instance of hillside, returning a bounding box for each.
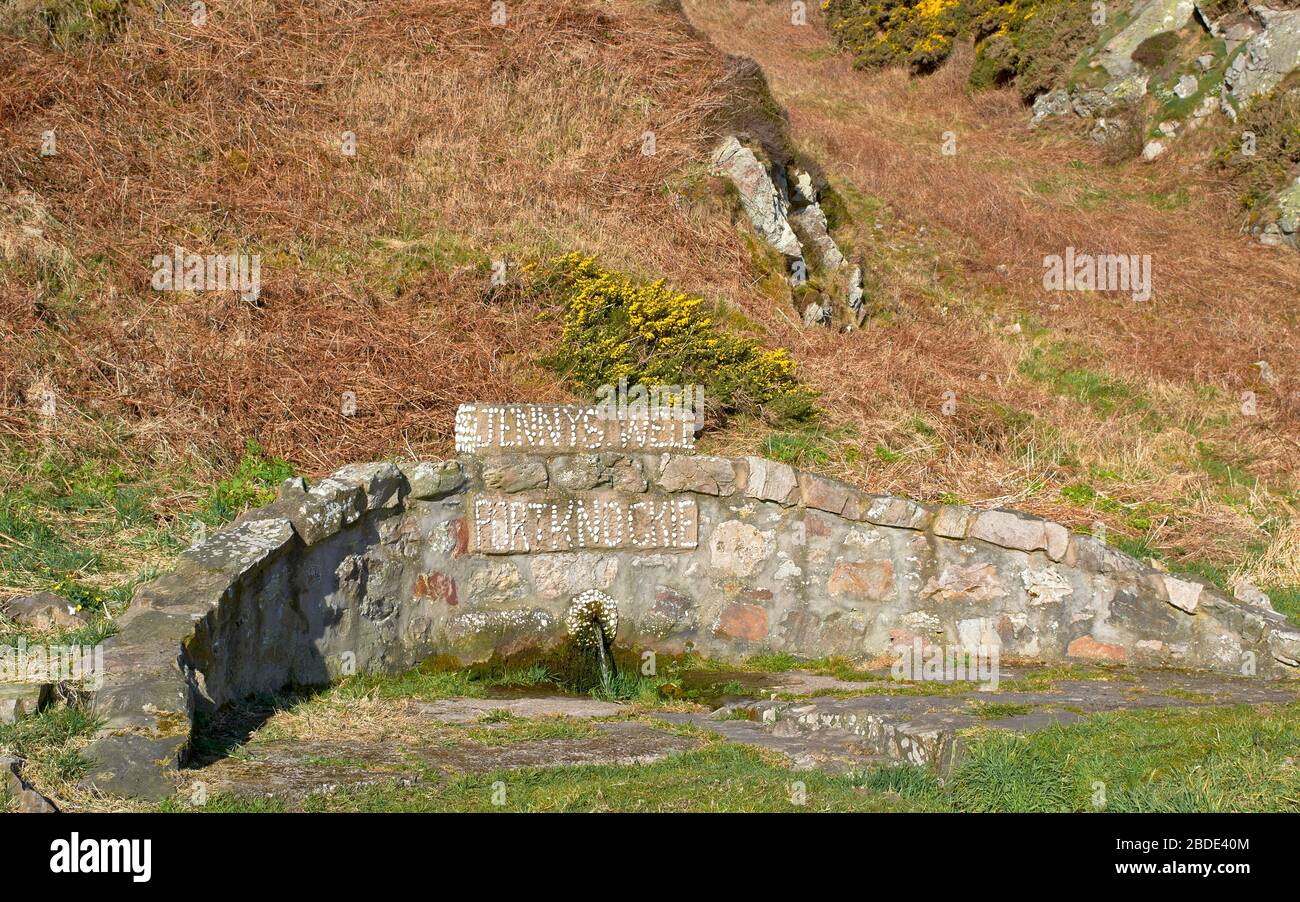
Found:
[1,0,1298,639]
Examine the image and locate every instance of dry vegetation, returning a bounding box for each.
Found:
[683,0,1300,599]
[0,0,1297,616]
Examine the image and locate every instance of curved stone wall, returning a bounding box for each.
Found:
[79,404,1300,799]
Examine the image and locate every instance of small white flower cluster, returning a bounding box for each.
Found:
[565,589,618,647]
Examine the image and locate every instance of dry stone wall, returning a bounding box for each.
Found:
[79,404,1300,799]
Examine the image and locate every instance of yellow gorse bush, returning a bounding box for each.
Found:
[543,253,814,426]
[825,0,1049,74]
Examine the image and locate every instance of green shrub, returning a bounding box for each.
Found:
[969,0,1098,101]
[826,0,1096,99]
[541,253,817,427]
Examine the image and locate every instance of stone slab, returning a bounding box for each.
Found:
[455,404,694,455]
[469,492,698,553]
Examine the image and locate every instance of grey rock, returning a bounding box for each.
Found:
[1142,140,1167,161]
[1224,9,1300,108]
[1,591,89,632]
[0,683,49,724]
[1030,88,1072,126]
[802,301,828,327]
[268,477,362,544]
[1161,574,1204,613]
[91,663,192,735]
[400,460,466,500]
[788,202,845,270]
[2,757,57,812]
[1233,580,1274,611]
[1174,73,1199,99]
[79,733,187,801]
[1268,629,1300,667]
[331,462,405,510]
[1094,0,1197,78]
[846,265,864,317]
[711,136,802,257]
[481,455,549,493]
[181,517,295,578]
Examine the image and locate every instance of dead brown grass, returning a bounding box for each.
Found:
[0,0,1297,579]
[681,0,1299,568]
[0,0,760,471]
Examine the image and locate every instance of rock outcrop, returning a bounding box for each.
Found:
[1031,1,1300,248]
[711,136,866,329]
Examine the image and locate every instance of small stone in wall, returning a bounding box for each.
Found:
[709,520,775,579]
[482,455,549,493]
[922,563,1005,604]
[827,559,895,602]
[1021,567,1074,606]
[332,462,405,509]
[931,505,971,540]
[466,562,524,603]
[548,454,605,492]
[414,570,458,606]
[743,456,799,506]
[1067,635,1127,663]
[402,460,465,500]
[716,603,768,642]
[957,617,1001,650]
[608,455,649,493]
[1161,574,1202,614]
[968,510,1067,561]
[773,558,803,582]
[798,472,854,516]
[656,455,738,496]
[530,553,619,598]
[861,496,932,531]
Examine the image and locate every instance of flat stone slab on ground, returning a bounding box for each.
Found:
[413,695,626,723]
[659,666,1300,773]
[194,720,698,805]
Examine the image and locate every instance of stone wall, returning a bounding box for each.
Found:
[79,404,1300,799]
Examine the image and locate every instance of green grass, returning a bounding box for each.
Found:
[318,662,558,704]
[0,437,293,645]
[964,701,1035,720]
[464,718,602,746]
[1019,342,1154,421]
[172,701,1300,812]
[202,743,918,813]
[0,702,98,796]
[1268,586,1300,626]
[863,702,1300,813]
[944,703,1300,812]
[759,423,859,468]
